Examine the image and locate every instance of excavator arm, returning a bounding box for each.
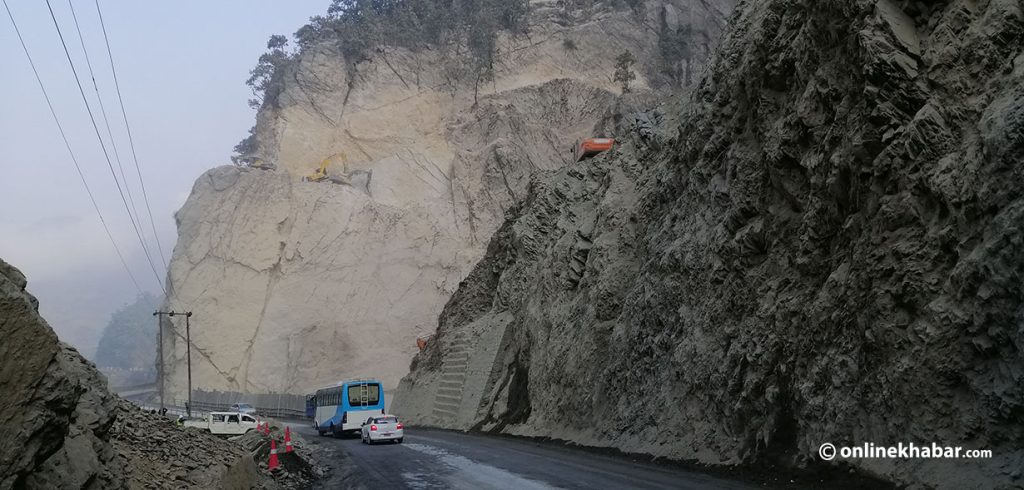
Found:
[304,153,347,182]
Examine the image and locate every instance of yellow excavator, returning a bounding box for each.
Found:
[303,153,347,182]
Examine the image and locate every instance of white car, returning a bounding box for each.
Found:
[360,415,404,444]
[182,412,258,435]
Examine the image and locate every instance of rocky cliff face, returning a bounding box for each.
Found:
[0,258,257,489]
[162,0,732,399]
[393,0,1024,487]
[1,259,124,488]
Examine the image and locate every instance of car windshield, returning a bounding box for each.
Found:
[375,417,398,424]
[236,404,253,409]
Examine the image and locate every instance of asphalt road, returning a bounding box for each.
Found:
[292,424,758,489]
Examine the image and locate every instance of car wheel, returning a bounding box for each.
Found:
[396,438,403,444]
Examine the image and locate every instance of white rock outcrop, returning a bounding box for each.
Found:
[161,0,731,399]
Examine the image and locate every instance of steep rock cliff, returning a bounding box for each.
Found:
[163,0,732,398]
[0,258,257,489]
[0,258,124,488]
[393,0,1024,487]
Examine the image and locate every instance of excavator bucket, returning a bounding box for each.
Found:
[575,138,615,162]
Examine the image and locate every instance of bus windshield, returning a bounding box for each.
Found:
[347,383,380,406]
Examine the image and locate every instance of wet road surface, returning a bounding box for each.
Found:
[293,424,758,489]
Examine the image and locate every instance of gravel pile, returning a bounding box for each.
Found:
[109,402,264,489]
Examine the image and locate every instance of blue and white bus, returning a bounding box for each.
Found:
[313,380,385,436]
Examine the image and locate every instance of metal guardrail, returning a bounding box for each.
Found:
[130,396,311,420]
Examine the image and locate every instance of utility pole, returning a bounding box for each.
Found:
[184,311,193,418]
[151,311,164,410]
[153,310,194,416]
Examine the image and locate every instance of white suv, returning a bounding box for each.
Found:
[360,415,404,444]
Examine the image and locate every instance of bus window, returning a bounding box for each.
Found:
[348,383,380,405]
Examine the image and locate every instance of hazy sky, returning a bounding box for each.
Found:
[0,0,327,356]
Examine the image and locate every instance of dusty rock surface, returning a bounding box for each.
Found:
[162,0,733,399]
[109,403,258,489]
[0,257,262,489]
[1,257,125,489]
[394,0,1024,488]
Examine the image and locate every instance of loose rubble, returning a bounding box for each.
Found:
[109,402,261,489]
[231,423,328,490]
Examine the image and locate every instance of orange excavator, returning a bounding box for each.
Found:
[574,138,615,162]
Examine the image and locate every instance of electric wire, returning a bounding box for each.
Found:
[94,0,170,273]
[44,0,167,296]
[67,0,152,273]
[3,0,143,295]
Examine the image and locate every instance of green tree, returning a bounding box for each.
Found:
[232,126,258,163]
[613,50,637,93]
[94,292,160,371]
[246,35,293,109]
[243,0,533,118]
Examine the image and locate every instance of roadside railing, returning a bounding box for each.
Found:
[128,389,312,420]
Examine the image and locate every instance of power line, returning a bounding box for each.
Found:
[44,0,167,296]
[3,0,143,295]
[67,0,152,272]
[94,0,170,273]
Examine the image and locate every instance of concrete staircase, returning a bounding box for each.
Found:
[432,333,470,422]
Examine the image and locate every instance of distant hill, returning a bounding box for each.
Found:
[95,292,159,386]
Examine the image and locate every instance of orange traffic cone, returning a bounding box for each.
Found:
[268,439,280,472]
[284,426,294,453]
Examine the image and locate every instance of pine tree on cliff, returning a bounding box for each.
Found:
[246,35,291,109]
